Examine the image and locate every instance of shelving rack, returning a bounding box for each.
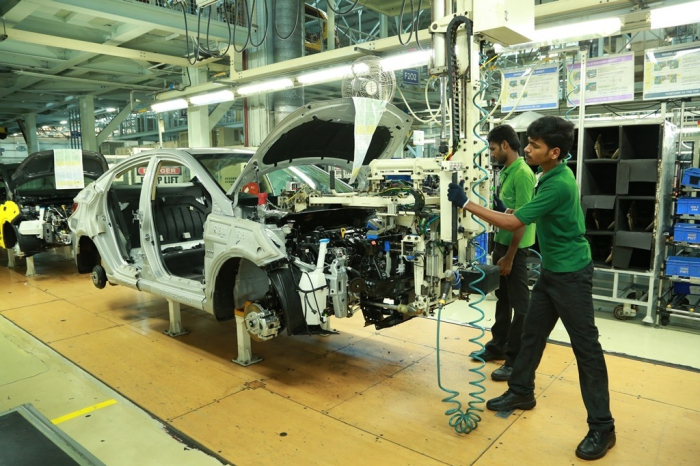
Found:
[656,121,700,327]
[574,118,676,323]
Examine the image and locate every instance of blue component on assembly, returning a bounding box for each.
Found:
[450,270,461,290]
[367,222,379,230]
[319,238,330,244]
[384,241,391,252]
[367,234,379,240]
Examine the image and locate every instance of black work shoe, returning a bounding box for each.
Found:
[491,365,513,381]
[469,349,506,362]
[575,429,616,461]
[486,390,536,411]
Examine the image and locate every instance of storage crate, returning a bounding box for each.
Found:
[673,223,700,243]
[666,256,700,278]
[673,282,700,295]
[681,167,700,188]
[474,233,488,264]
[676,197,700,215]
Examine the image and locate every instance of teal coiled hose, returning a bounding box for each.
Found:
[435,79,491,434]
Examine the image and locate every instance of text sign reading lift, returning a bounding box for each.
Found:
[137,166,183,184]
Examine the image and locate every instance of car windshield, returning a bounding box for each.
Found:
[194,153,352,195]
[15,175,99,194]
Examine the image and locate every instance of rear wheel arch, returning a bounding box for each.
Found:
[76,236,101,274]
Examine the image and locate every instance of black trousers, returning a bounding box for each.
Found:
[485,242,530,367]
[508,261,614,432]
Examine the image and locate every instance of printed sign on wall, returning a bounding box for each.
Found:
[643,44,700,100]
[566,52,635,106]
[501,65,560,112]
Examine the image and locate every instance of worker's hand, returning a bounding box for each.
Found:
[447,181,469,208]
[493,193,507,212]
[497,256,513,276]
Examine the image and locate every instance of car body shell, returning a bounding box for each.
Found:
[70,98,412,324]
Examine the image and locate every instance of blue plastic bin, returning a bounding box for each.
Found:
[666,256,700,278]
[474,233,488,264]
[681,167,700,188]
[673,223,700,243]
[676,197,700,215]
[673,282,700,294]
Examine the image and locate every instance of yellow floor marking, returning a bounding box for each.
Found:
[51,399,117,425]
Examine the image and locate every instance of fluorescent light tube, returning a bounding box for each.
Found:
[151,99,188,113]
[297,66,352,85]
[529,17,621,43]
[650,1,700,29]
[381,50,431,72]
[237,78,294,96]
[189,89,234,106]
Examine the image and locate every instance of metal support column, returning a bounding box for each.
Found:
[79,96,97,151]
[164,299,188,337]
[69,110,81,149]
[25,256,36,277]
[7,249,16,268]
[244,1,274,146]
[24,113,38,154]
[327,0,336,49]
[273,0,304,125]
[187,67,212,147]
[575,47,588,185]
[232,310,262,366]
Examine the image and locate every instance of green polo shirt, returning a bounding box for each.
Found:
[514,162,591,272]
[494,157,536,248]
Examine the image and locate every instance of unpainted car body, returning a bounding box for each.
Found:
[71,99,415,340]
[0,150,108,258]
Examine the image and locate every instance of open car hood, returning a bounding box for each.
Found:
[229,98,412,195]
[10,149,109,192]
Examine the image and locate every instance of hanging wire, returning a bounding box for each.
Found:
[177,0,199,65]
[274,0,300,40]
[326,0,361,16]
[565,54,580,121]
[250,0,270,47]
[413,0,426,50]
[218,0,232,56]
[197,6,217,57]
[233,0,252,53]
[397,0,415,46]
[396,75,442,124]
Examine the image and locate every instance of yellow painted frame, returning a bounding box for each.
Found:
[0,200,19,249]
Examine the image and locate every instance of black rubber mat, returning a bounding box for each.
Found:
[0,405,103,466]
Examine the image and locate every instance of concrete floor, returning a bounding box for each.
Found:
[1,250,700,465]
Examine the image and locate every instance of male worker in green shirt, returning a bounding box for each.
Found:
[448,116,615,461]
[472,125,536,384]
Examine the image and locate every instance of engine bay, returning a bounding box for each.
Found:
[232,158,499,342]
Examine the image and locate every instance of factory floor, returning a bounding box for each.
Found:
[1,251,699,466]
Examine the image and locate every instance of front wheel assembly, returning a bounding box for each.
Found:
[91,264,107,289]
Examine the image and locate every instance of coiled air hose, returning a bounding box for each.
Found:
[434,65,490,434]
